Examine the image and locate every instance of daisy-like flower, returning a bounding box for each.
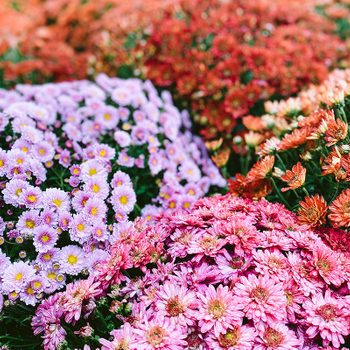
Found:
[234,274,287,324]
[297,194,328,227]
[156,282,198,326]
[84,177,110,199]
[111,185,136,214]
[100,323,134,350]
[17,210,41,235]
[206,324,256,350]
[33,225,59,253]
[215,250,250,282]
[117,150,135,168]
[303,291,349,348]
[196,285,243,336]
[43,188,70,212]
[2,261,36,293]
[114,130,131,148]
[180,161,201,182]
[255,323,301,350]
[324,118,348,146]
[281,162,306,192]
[80,159,108,180]
[58,245,86,275]
[32,141,55,163]
[20,186,43,209]
[329,188,350,227]
[131,314,187,350]
[82,197,107,222]
[111,86,132,106]
[2,178,28,206]
[313,244,345,286]
[253,249,289,282]
[111,170,132,188]
[93,143,116,162]
[246,155,275,182]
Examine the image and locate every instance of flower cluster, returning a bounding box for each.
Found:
[33,195,350,349]
[229,68,350,239]
[0,75,224,309]
[0,0,179,86]
[118,0,347,146]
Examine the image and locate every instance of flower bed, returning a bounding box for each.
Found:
[111,0,347,148]
[229,69,350,239]
[0,74,224,319]
[32,195,350,349]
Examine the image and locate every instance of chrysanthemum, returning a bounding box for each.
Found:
[17,209,40,235]
[20,186,43,209]
[111,86,132,106]
[234,274,287,324]
[324,118,348,146]
[111,170,132,188]
[246,155,275,182]
[58,245,86,275]
[303,291,349,348]
[43,188,70,212]
[281,162,306,192]
[100,323,134,350]
[131,314,187,350]
[69,214,92,243]
[33,225,59,253]
[32,141,55,163]
[196,285,243,336]
[254,323,301,349]
[111,185,136,214]
[206,324,256,350]
[2,261,36,293]
[114,130,131,148]
[93,143,116,162]
[297,194,328,227]
[253,249,289,282]
[156,282,198,326]
[82,197,107,222]
[80,159,108,181]
[83,177,110,199]
[180,161,201,182]
[329,188,350,227]
[313,244,345,286]
[2,178,28,206]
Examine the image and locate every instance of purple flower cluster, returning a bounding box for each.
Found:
[0,75,225,307]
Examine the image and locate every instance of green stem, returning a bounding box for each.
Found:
[271,178,291,210]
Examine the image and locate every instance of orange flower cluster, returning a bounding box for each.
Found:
[229,68,350,230]
[0,0,179,84]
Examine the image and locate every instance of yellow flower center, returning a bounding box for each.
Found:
[77,223,85,231]
[33,281,42,289]
[27,195,37,203]
[90,207,98,216]
[53,198,62,207]
[119,195,128,205]
[26,220,35,229]
[15,272,23,281]
[67,254,78,265]
[89,168,97,176]
[39,148,46,155]
[92,184,100,193]
[41,235,50,243]
[104,113,111,120]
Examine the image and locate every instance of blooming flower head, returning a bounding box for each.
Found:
[58,245,86,275]
[131,314,187,350]
[281,162,306,192]
[234,274,287,324]
[196,285,243,336]
[33,225,59,253]
[303,291,349,348]
[2,261,36,293]
[111,185,136,214]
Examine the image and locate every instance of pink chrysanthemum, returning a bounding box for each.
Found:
[196,284,243,336]
[156,282,198,326]
[254,323,301,350]
[303,291,350,348]
[234,274,287,325]
[131,314,187,350]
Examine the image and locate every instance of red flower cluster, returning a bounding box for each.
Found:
[121,0,347,145]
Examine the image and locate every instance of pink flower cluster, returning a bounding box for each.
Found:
[0,75,224,307]
[33,195,350,349]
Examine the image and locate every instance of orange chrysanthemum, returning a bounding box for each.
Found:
[211,148,230,168]
[328,188,350,228]
[297,194,328,227]
[322,148,347,182]
[228,174,247,197]
[246,155,275,182]
[324,118,348,146]
[279,127,312,151]
[281,162,306,192]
